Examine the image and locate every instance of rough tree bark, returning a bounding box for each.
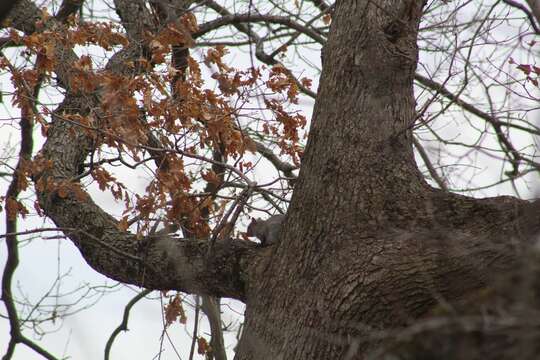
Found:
[233,1,540,358]
[6,0,540,359]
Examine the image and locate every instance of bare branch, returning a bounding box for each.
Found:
[188,296,201,360]
[104,289,152,360]
[415,73,540,175]
[503,0,540,34]
[201,296,228,360]
[412,136,448,192]
[195,14,326,45]
[525,0,540,25]
[254,140,298,178]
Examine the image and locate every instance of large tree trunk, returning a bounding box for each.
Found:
[235,1,539,359]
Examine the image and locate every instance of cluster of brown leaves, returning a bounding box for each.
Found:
[164,293,187,327]
[162,293,212,357]
[2,9,308,236]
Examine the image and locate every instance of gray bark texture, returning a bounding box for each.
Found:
[7,0,540,359]
[234,1,540,358]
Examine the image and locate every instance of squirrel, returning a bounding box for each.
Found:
[246,214,286,246]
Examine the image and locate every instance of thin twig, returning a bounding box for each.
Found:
[502,0,540,34]
[104,289,152,360]
[188,296,201,360]
[1,51,59,360]
[412,136,448,192]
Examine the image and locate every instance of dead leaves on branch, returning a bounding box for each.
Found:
[164,293,187,327]
[3,197,28,221]
[162,293,212,357]
[510,57,540,88]
[149,13,199,64]
[1,155,89,221]
[2,10,307,236]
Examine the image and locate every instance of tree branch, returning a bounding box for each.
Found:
[308,0,331,13]
[201,296,228,360]
[195,14,326,45]
[414,73,540,174]
[1,51,58,360]
[104,289,152,360]
[503,0,540,34]
[525,0,540,27]
[4,0,257,302]
[198,1,319,99]
[188,296,201,360]
[254,140,298,179]
[412,136,448,192]
[55,0,84,22]
[414,73,540,136]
